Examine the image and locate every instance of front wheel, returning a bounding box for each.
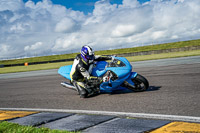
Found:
[126,74,149,92]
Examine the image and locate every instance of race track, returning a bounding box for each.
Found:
[0,56,200,117]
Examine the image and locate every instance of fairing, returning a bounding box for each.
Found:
[58,65,72,80]
[58,57,138,93]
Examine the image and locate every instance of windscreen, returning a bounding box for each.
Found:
[107,59,126,67]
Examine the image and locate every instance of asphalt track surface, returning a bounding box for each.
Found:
[0,56,200,117]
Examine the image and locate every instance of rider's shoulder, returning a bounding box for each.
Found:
[76,54,81,60]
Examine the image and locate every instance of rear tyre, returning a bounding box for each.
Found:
[128,74,149,92]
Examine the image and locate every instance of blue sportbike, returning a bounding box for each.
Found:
[58,56,149,94]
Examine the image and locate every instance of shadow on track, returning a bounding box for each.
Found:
[146,86,161,92]
[71,86,161,98]
[97,86,161,96]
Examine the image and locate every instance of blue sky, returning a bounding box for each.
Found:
[1,0,200,59]
[23,0,150,14]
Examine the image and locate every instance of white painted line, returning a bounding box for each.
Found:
[0,69,57,79]
[1,108,200,123]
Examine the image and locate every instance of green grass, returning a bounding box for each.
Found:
[1,50,200,74]
[0,39,200,65]
[95,39,200,55]
[0,61,73,74]
[0,121,78,133]
[0,53,77,66]
[126,49,200,62]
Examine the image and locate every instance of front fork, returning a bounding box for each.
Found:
[123,72,138,87]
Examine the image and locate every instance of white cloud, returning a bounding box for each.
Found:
[55,18,76,33]
[0,0,24,12]
[93,0,117,16]
[1,0,200,59]
[152,31,166,40]
[0,44,17,59]
[120,0,140,8]
[0,44,10,53]
[112,24,137,37]
[178,0,184,2]
[24,42,43,51]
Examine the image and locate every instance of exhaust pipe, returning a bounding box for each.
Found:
[61,82,77,91]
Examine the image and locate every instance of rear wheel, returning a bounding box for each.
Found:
[127,74,149,92]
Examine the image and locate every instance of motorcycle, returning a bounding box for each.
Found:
[58,56,149,94]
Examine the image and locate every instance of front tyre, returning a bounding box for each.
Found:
[129,74,149,92]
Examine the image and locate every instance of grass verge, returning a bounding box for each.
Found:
[95,39,200,55]
[0,61,72,74]
[0,50,200,74]
[0,121,77,133]
[126,49,200,62]
[1,39,200,65]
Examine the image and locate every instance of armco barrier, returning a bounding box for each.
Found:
[116,45,200,57]
[0,64,4,68]
[1,45,200,68]
[3,58,74,67]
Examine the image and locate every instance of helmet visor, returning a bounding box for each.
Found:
[85,55,94,60]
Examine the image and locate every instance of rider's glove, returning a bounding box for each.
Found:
[97,77,103,83]
[87,76,102,84]
[88,76,98,80]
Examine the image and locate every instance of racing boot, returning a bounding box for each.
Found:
[85,85,101,97]
[79,87,88,98]
[86,87,94,96]
[72,81,88,98]
[76,82,88,98]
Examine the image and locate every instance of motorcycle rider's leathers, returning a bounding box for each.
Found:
[70,54,111,98]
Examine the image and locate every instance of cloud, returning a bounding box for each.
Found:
[0,44,10,54]
[120,0,140,8]
[24,42,43,51]
[112,24,137,37]
[0,0,24,12]
[1,0,200,59]
[55,17,77,33]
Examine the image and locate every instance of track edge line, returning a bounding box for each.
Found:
[1,108,200,123]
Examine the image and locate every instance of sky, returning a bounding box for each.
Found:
[22,0,150,14]
[1,0,200,59]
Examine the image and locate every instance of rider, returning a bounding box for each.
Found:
[70,45,111,98]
